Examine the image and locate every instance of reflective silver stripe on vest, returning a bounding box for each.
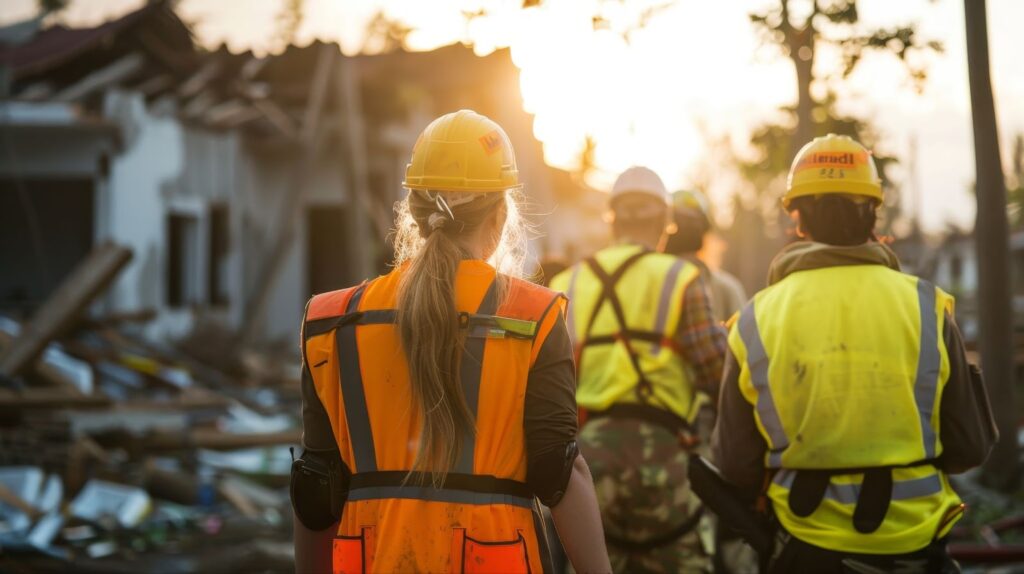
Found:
[454,282,499,474]
[338,286,378,472]
[738,301,788,467]
[347,486,535,510]
[565,265,581,344]
[772,470,943,504]
[914,280,940,459]
[651,259,685,353]
[892,474,944,500]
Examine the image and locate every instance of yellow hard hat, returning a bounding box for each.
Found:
[784,134,882,209]
[403,109,521,193]
[673,189,711,221]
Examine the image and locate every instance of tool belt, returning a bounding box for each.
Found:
[768,526,960,574]
[784,459,939,534]
[585,403,693,437]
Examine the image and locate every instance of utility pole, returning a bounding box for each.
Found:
[964,0,1019,491]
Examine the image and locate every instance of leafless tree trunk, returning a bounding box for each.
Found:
[964,0,1019,491]
[781,0,818,160]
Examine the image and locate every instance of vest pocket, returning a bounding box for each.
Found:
[333,527,375,574]
[453,528,530,574]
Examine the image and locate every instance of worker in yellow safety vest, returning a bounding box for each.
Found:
[711,134,998,573]
[550,166,727,573]
[291,110,611,574]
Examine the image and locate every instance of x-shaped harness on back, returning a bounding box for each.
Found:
[577,248,706,552]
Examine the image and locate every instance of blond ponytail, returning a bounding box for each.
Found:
[399,231,472,483]
[395,189,523,483]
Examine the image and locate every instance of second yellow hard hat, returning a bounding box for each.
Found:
[784,134,882,209]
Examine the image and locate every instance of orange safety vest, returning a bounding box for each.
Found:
[303,260,567,574]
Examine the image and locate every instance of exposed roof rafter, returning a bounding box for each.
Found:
[53,53,145,102]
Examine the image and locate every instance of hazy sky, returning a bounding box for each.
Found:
[5,0,1023,232]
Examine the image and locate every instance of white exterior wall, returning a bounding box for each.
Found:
[100,90,352,345]
[102,91,186,340]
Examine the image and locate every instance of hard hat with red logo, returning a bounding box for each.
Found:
[403,110,521,193]
[784,134,882,209]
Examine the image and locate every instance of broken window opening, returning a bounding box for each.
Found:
[208,204,230,307]
[167,213,200,308]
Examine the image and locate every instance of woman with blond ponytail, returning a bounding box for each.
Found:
[293,110,610,573]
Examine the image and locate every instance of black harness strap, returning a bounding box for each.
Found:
[780,458,939,478]
[349,471,533,499]
[304,309,398,338]
[304,308,536,341]
[582,330,682,352]
[606,505,705,553]
[580,250,656,402]
[585,403,692,435]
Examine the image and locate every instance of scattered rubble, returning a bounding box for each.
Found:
[0,243,299,573]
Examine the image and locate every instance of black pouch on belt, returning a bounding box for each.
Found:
[290,449,347,531]
[787,467,893,534]
[852,468,892,534]
[788,470,830,518]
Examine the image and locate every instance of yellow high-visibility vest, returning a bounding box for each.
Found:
[550,244,703,421]
[728,263,963,554]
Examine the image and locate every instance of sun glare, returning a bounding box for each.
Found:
[510,2,695,191]
[476,1,794,195]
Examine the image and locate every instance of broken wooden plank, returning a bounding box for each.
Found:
[181,90,218,119]
[0,241,132,378]
[0,481,41,520]
[240,56,268,80]
[203,98,262,127]
[177,58,223,99]
[0,388,111,409]
[239,43,336,342]
[337,55,391,263]
[218,480,260,519]
[300,42,336,143]
[53,53,146,102]
[0,325,93,394]
[142,428,301,451]
[135,74,175,97]
[14,83,53,101]
[81,308,157,327]
[251,98,300,140]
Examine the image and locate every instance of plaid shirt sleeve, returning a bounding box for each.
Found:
[675,274,728,400]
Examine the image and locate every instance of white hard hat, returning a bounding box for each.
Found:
[611,166,669,206]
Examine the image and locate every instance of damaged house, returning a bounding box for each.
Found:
[0,1,593,348]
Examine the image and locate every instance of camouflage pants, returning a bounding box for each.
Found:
[579,416,712,574]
